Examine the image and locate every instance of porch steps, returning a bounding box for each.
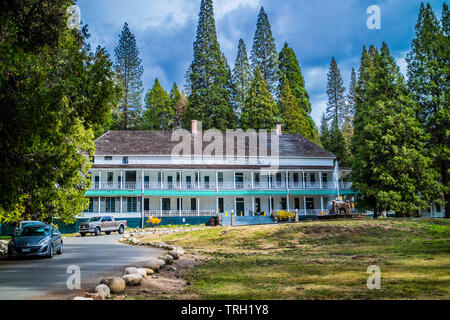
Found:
[221,215,275,226]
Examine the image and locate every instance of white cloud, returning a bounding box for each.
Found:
[395,51,408,78]
[79,0,197,32]
[214,0,260,20]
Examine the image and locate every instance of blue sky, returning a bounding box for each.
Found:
[77,0,446,126]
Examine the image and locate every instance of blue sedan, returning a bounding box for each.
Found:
[8,223,63,258]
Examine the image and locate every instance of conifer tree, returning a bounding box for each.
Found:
[407,3,449,217]
[319,113,330,148]
[174,91,188,129]
[279,75,307,135]
[250,7,279,95]
[278,42,311,113]
[114,23,144,130]
[232,39,252,117]
[241,66,279,130]
[326,57,346,125]
[352,43,439,218]
[342,68,357,161]
[143,79,173,131]
[170,82,182,108]
[184,0,236,131]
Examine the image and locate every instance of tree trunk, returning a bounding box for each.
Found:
[442,162,449,219]
[373,209,378,219]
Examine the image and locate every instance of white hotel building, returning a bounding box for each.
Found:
[82,122,355,226]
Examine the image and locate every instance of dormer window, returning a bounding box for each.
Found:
[122,156,129,164]
[104,156,112,161]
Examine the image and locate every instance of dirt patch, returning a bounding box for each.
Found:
[113,254,204,300]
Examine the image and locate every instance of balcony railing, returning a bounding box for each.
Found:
[144,210,216,217]
[91,181,353,191]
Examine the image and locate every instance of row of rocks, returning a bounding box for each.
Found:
[124,227,206,238]
[0,240,9,257]
[72,245,185,300]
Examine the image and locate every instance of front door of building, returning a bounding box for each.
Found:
[236,198,245,216]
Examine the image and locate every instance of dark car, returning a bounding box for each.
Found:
[8,223,63,259]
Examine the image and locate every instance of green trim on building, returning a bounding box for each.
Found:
[219,190,288,196]
[144,190,217,197]
[289,190,357,196]
[85,190,142,196]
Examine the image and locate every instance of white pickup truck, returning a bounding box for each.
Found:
[78,216,127,236]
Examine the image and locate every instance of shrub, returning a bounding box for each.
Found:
[274,211,295,221]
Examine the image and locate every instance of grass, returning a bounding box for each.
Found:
[140,218,450,300]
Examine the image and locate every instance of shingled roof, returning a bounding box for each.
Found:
[94,131,336,159]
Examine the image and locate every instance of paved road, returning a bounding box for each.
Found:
[0,234,163,300]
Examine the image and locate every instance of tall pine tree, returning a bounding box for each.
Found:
[184,0,236,131]
[250,7,279,96]
[352,43,439,218]
[241,66,279,130]
[279,75,307,134]
[342,68,357,162]
[407,3,449,218]
[114,23,144,130]
[326,57,346,125]
[278,42,320,145]
[232,39,252,118]
[144,79,173,131]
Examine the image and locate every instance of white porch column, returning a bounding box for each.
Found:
[216,196,219,214]
[252,196,255,216]
[215,171,219,192]
[141,170,144,190]
[179,171,182,189]
[160,197,162,215]
[99,171,102,189]
[304,196,307,216]
[233,171,236,189]
[287,194,290,212]
[269,171,272,189]
[141,195,144,227]
[285,171,289,190]
[98,196,101,213]
[269,196,272,214]
[320,196,324,212]
[251,171,254,189]
[160,171,163,189]
[302,171,306,189]
[198,171,201,189]
[197,197,200,216]
[234,197,237,215]
[319,172,323,189]
[120,170,123,189]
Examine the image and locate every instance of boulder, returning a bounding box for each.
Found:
[175,246,185,255]
[157,259,165,268]
[85,293,105,300]
[167,266,177,272]
[122,274,143,286]
[123,267,138,275]
[144,268,155,276]
[168,250,180,259]
[164,254,174,265]
[95,284,110,298]
[135,268,147,277]
[100,277,126,294]
[72,296,94,300]
[141,259,160,271]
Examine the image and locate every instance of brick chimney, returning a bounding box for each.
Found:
[276,123,282,136]
[191,120,198,134]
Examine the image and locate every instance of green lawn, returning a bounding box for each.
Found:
[141,218,450,300]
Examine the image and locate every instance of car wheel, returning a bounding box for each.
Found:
[57,242,63,255]
[47,244,54,258]
[118,225,124,234]
[105,231,111,235]
[94,227,101,236]
[80,233,86,237]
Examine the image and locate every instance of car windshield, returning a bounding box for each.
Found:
[88,217,102,222]
[17,226,50,237]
